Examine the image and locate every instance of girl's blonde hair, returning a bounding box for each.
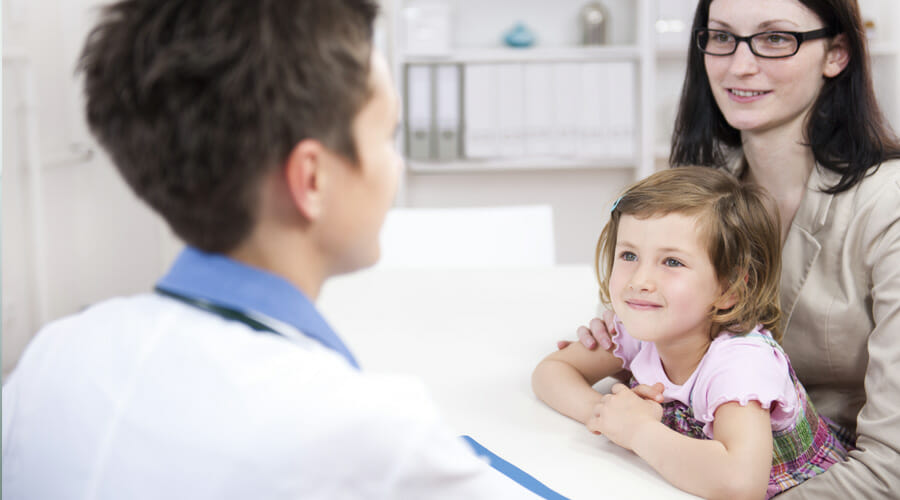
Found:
[596,166,783,341]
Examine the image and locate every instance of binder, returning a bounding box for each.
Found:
[435,64,461,161]
[523,63,555,156]
[496,63,525,158]
[405,64,433,160]
[613,62,636,159]
[578,62,608,158]
[463,64,499,159]
[552,63,581,157]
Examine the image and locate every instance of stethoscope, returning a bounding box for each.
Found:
[154,286,341,360]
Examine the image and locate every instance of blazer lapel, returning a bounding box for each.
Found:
[779,166,834,331]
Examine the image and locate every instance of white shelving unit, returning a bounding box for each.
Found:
[389,0,656,181]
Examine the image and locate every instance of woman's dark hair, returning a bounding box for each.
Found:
[79,0,378,252]
[671,0,900,193]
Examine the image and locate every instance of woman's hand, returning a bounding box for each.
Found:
[587,382,664,451]
[556,310,617,351]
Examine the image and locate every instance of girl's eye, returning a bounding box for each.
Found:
[620,251,637,262]
[664,257,683,268]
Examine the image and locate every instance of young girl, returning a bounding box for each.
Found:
[532,167,848,500]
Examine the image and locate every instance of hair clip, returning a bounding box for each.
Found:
[610,195,624,213]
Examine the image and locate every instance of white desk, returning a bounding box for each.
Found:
[318,266,699,500]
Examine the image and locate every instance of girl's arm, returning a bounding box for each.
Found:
[602,395,772,500]
[531,341,625,425]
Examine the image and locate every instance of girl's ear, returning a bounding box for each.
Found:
[714,272,748,311]
[823,33,850,78]
[714,289,739,311]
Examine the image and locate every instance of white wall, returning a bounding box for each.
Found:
[3,0,900,376]
[2,0,177,377]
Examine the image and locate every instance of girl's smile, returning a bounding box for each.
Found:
[624,298,663,310]
[609,213,725,347]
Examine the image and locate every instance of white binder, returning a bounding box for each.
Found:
[524,63,555,156]
[578,62,608,158]
[496,63,525,158]
[405,64,433,160]
[552,63,581,157]
[463,64,499,159]
[613,62,636,159]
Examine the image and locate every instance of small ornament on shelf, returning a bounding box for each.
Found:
[580,1,609,46]
[503,22,537,48]
[863,19,877,40]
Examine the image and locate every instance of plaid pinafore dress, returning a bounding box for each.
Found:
[632,333,852,498]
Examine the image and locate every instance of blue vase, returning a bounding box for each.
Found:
[503,22,536,48]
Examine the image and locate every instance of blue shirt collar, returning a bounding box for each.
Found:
[156,247,359,369]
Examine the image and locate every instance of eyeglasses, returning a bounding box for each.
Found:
[694,27,836,58]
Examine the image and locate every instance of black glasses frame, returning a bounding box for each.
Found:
[694,27,836,59]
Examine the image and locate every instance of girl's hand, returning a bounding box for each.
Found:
[556,310,617,351]
[630,382,665,403]
[587,383,663,451]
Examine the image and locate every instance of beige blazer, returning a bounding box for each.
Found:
[754,160,900,498]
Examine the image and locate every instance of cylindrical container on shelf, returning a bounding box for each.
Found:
[580,1,609,46]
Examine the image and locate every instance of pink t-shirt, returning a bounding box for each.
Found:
[611,320,800,439]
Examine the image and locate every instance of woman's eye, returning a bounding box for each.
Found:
[620,251,637,262]
[766,34,789,45]
[712,32,733,43]
[664,258,683,267]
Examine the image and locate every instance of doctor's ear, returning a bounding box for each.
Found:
[283,139,328,221]
[823,33,850,78]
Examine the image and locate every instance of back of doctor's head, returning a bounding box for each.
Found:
[79,0,378,253]
[596,166,783,340]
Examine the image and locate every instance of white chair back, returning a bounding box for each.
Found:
[377,205,555,268]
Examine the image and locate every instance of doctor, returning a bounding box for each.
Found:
[1,1,541,498]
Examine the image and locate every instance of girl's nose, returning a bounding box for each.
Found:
[628,264,655,293]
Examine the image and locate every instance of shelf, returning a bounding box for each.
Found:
[402,45,642,65]
[392,0,659,184]
[408,156,636,174]
[655,47,689,59]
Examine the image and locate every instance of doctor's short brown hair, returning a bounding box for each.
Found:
[79,0,378,253]
[596,166,784,341]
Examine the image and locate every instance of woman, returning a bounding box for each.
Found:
[567,0,900,497]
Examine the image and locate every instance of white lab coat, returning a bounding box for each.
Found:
[2,294,539,499]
